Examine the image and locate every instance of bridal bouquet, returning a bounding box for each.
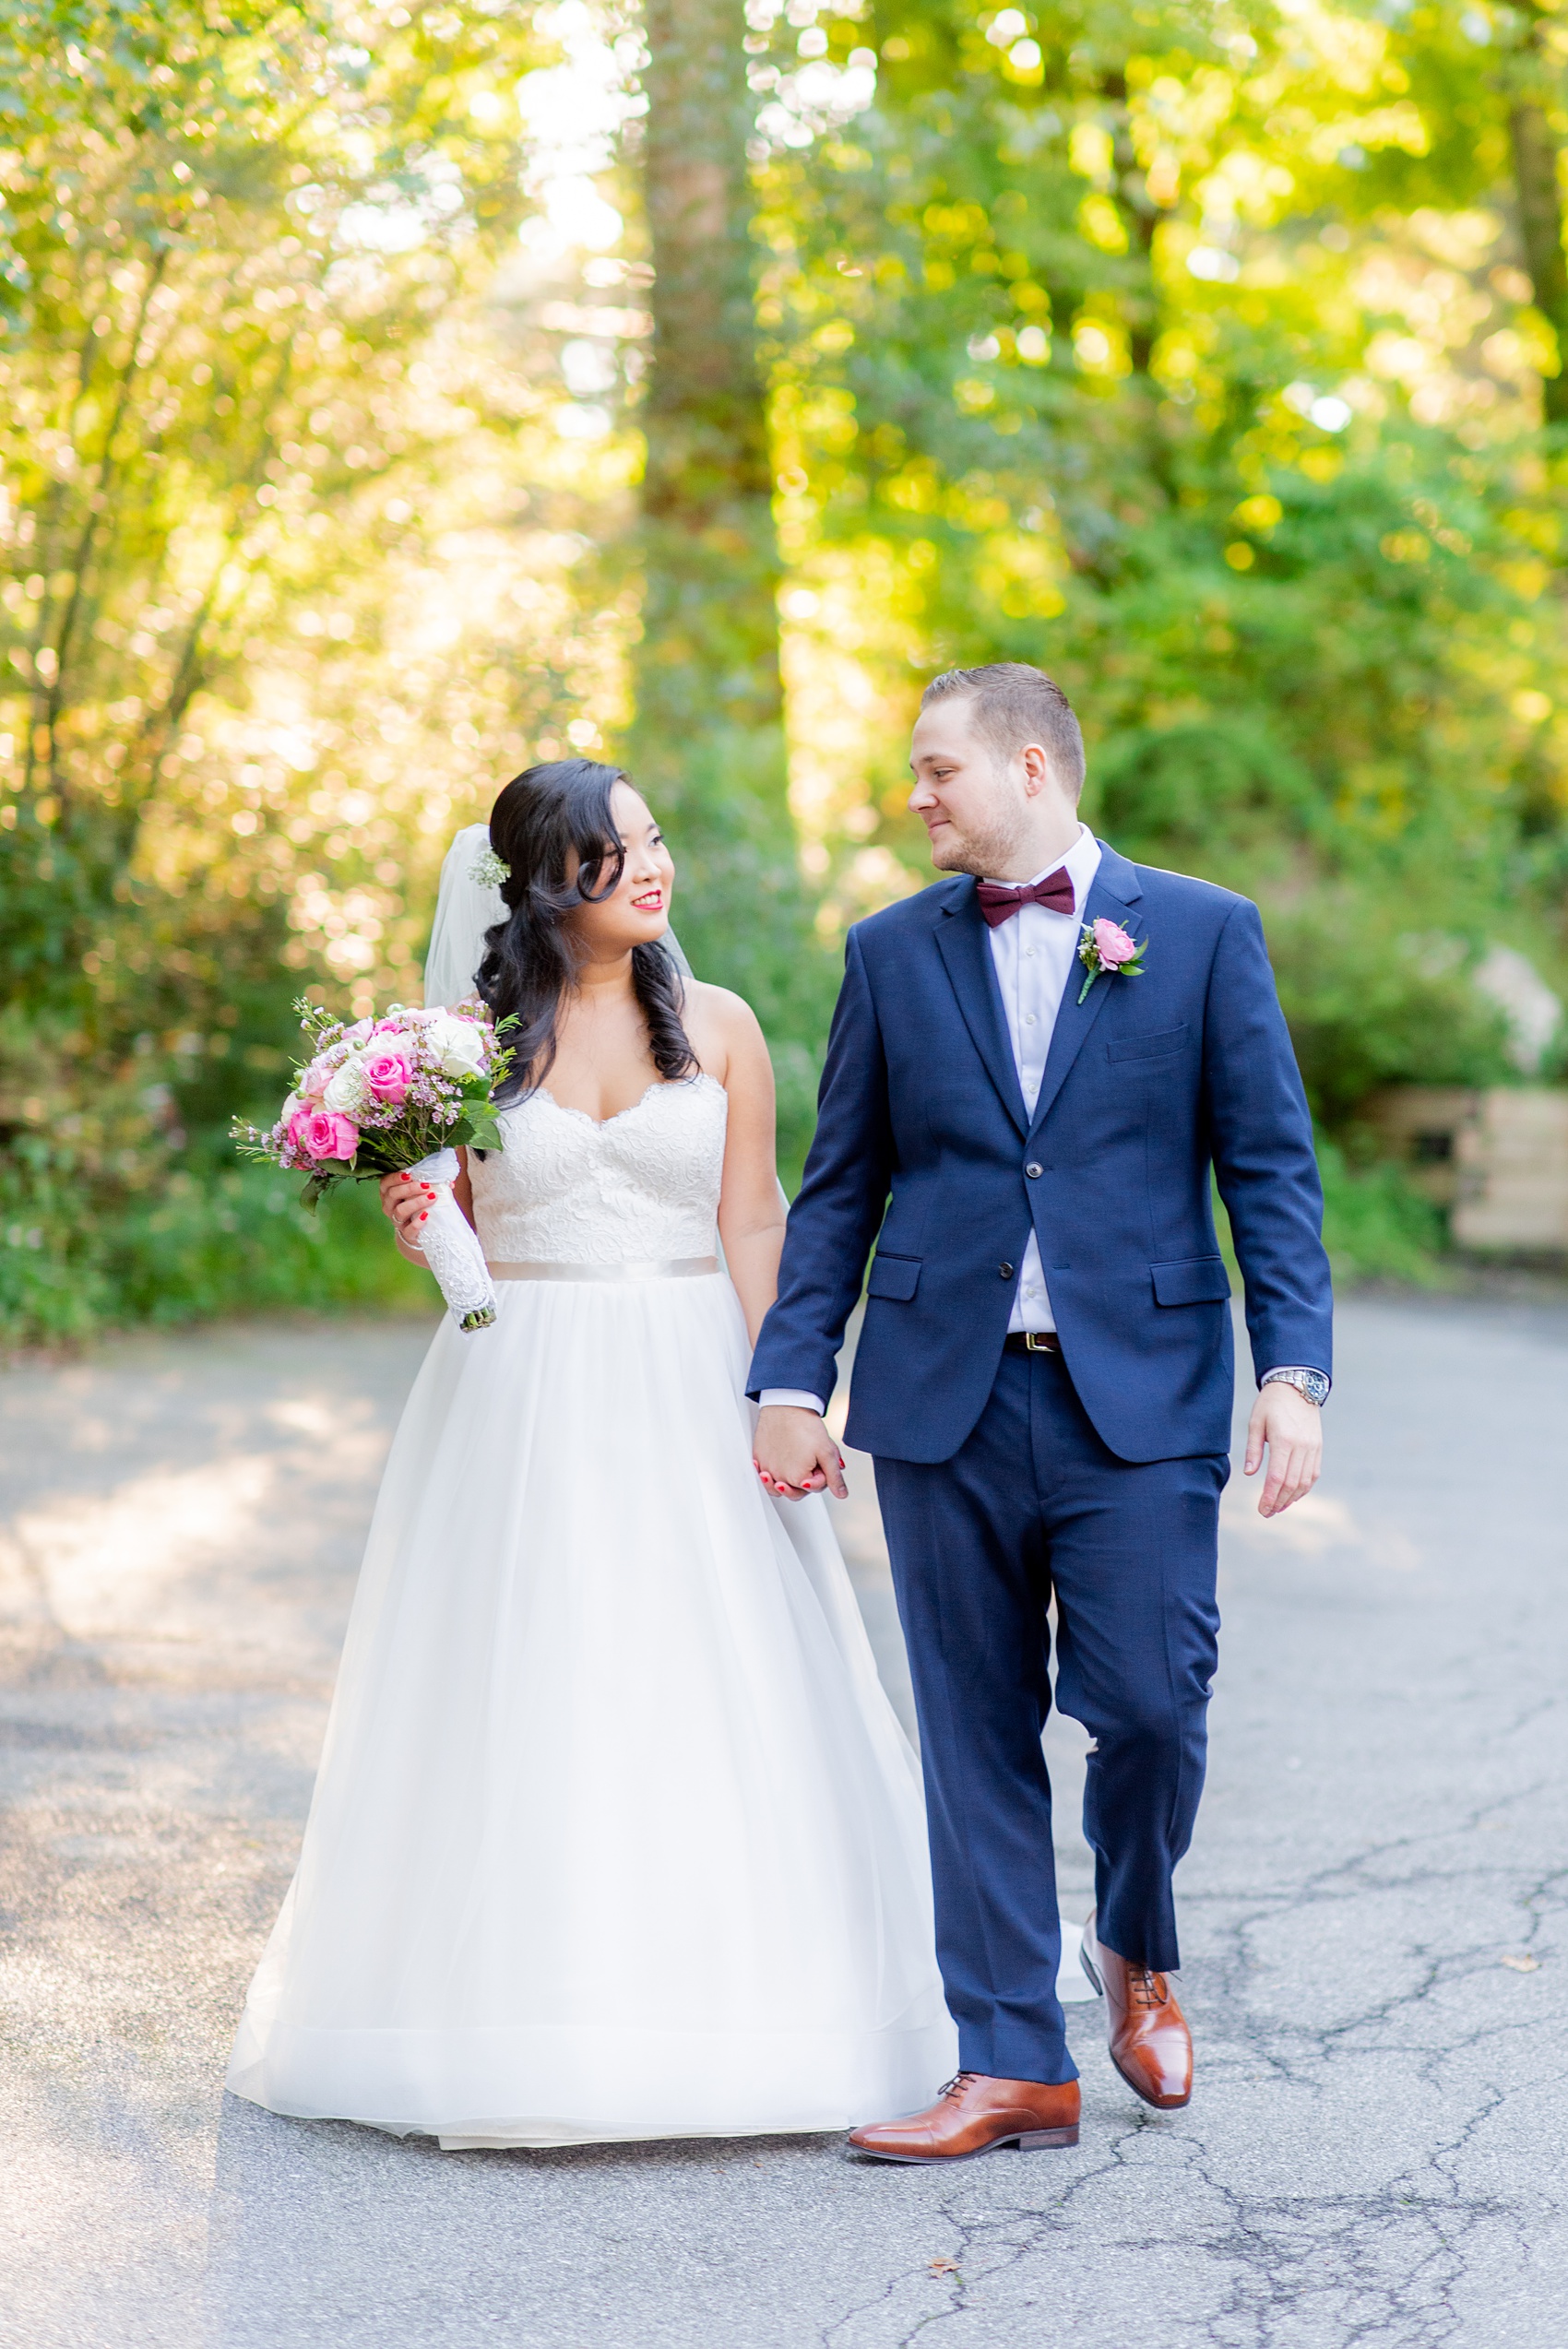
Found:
[235,1000,514,1332]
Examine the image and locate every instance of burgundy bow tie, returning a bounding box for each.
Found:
[975,870,1076,927]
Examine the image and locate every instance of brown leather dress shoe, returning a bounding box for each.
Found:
[848,2071,1080,2164]
[1080,1908,1193,2110]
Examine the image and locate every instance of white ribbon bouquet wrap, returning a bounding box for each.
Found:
[404,1145,496,1329]
[234,993,516,1335]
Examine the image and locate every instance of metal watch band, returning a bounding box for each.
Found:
[1261,1367,1329,1407]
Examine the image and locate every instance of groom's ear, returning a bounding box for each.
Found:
[1018,742,1052,797]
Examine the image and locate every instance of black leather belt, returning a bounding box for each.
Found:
[1004,1330,1062,1356]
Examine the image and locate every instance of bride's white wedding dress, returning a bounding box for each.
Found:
[227,1071,956,2147]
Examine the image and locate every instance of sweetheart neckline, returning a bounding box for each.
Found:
[529,1073,722,1133]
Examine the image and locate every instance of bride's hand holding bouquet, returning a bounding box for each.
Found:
[234,998,514,1332]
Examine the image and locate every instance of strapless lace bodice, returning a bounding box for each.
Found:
[469,1074,727,1263]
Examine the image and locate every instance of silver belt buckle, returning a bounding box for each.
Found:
[1024,1331,1053,1353]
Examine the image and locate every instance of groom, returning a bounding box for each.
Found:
[749,663,1332,2162]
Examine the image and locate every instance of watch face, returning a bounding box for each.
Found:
[1272,1370,1326,1405]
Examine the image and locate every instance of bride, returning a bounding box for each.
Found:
[226,756,956,2149]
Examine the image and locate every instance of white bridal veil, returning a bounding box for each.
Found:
[422,822,696,1011]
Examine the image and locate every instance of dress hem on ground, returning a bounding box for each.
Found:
[224,1080,958,2145]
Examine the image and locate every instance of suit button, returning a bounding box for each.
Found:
[1025,1162,1042,1179]
[999,1262,1014,1278]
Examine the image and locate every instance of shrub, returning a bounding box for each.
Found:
[0,1157,427,1351]
[1315,1136,1449,1289]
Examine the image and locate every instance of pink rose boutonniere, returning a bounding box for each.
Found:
[1076,916,1147,1004]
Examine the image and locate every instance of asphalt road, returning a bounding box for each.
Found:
[1,1292,1565,2349]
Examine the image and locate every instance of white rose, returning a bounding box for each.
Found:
[422,1013,486,1078]
[322,1054,368,1114]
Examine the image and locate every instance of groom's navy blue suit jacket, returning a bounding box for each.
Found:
[748,843,1333,1465]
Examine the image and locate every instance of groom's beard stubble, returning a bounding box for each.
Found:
[927,811,1030,880]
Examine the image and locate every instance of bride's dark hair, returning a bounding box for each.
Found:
[476,758,699,1105]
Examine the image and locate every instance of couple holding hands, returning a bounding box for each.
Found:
[227,661,1331,2162]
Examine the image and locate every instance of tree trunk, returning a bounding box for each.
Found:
[631,0,817,1057]
[1510,101,1568,424]
[1505,8,1568,427]
[634,0,783,788]
[1100,67,1159,381]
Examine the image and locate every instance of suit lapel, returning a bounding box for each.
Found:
[932,882,1028,1136]
[1027,843,1146,1140]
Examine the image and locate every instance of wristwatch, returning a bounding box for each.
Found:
[1261,1367,1330,1407]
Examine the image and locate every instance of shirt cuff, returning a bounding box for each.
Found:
[759,1388,828,1418]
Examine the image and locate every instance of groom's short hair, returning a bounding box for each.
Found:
[921,663,1086,801]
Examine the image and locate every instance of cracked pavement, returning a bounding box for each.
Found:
[1,1293,1564,2347]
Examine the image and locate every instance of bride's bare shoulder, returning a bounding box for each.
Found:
[678,977,761,1030]
[676,979,767,1078]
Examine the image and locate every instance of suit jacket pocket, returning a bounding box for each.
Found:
[866,1252,921,1302]
[1107,1022,1190,1063]
[1150,1255,1232,1306]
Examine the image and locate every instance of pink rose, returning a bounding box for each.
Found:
[297,1054,335,1102]
[288,1106,359,1162]
[1092,918,1138,967]
[361,1044,414,1104]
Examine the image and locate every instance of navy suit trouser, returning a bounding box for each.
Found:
[873,1347,1226,2086]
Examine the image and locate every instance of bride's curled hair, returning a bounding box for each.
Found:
[476,759,699,1105]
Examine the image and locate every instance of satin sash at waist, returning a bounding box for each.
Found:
[485,1256,720,1282]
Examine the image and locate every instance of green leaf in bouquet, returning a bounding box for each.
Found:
[465,1116,504,1151]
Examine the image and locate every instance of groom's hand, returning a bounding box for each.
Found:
[1244,1383,1323,1517]
[754,1406,849,1502]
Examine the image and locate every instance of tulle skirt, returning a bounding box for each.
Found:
[226,1269,956,2147]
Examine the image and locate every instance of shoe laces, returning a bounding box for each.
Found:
[1128,1966,1168,2010]
[937,2071,979,2102]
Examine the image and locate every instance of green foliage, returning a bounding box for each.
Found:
[1264,901,1518,1126]
[757,0,1568,1149]
[0,0,578,1346]
[8,0,1568,1344]
[651,724,838,1170]
[1315,1135,1449,1290]
[0,1154,427,1348]
[97,1163,429,1328]
[1,0,542,995]
[1214,1131,1447,1290]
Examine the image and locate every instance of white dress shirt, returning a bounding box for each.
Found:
[985,825,1103,1332]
